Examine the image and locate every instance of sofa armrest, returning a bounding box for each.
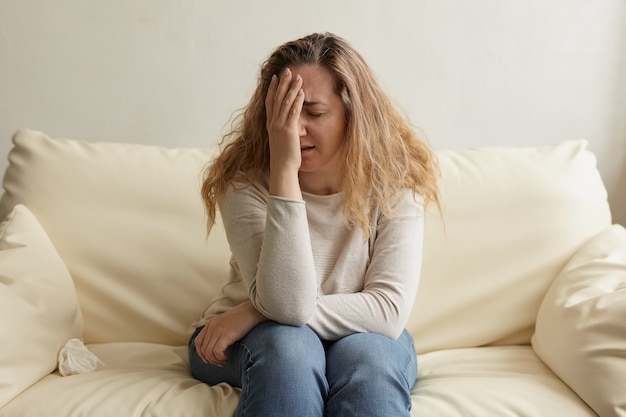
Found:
[532,224,626,417]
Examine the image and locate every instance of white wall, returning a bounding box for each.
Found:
[1,0,625,224]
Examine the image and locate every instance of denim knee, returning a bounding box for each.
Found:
[328,331,416,376]
[324,330,417,417]
[242,322,325,368]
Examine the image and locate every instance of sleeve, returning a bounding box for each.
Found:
[219,182,318,325]
[306,191,425,341]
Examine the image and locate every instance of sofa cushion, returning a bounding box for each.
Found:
[0,204,82,408]
[532,224,626,417]
[0,129,231,345]
[0,343,596,417]
[0,343,239,416]
[412,346,597,416]
[410,140,611,353]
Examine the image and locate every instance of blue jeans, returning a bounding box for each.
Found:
[188,322,417,417]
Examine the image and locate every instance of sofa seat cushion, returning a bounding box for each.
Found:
[533,224,626,417]
[1,344,597,417]
[0,343,240,417]
[412,346,597,416]
[0,204,82,408]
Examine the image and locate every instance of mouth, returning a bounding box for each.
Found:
[300,145,315,152]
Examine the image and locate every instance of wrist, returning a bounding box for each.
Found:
[242,300,268,324]
[269,167,302,200]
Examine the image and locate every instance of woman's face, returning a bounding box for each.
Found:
[292,64,346,193]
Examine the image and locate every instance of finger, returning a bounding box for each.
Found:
[213,341,229,365]
[198,325,221,365]
[203,326,231,367]
[194,330,210,363]
[276,73,304,125]
[288,87,305,123]
[204,333,221,365]
[273,68,294,121]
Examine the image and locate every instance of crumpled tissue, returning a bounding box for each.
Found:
[57,338,104,376]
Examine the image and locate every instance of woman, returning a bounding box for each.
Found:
[189,32,439,417]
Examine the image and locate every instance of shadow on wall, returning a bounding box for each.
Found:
[609,12,626,227]
[611,157,626,226]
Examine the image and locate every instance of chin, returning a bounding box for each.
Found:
[298,164,318,173]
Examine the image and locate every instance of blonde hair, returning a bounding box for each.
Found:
[202,32,440,238]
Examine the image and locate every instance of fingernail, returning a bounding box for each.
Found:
[298,88,304,95]
[295,74,301,82]
[271,74,276,82]
[284,67,291,76]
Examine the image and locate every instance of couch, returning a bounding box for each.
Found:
[1,128,624,417]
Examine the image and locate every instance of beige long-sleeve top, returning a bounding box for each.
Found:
[192,174,425,341]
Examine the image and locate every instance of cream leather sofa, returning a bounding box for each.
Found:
[1,129,624,417]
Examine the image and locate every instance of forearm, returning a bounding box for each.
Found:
[251,196,318,325]
[307,291,416,341]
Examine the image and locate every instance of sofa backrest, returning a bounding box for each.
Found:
[412,143,611,352]
[0,129,611,350]
[1,129,228,345]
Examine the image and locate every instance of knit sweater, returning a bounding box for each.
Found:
[192,174,424,341]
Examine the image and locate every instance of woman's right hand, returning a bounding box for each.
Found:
[194,301,266,367]
[265,67,305,199]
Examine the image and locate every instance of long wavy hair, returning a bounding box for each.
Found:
[202,32,440,238]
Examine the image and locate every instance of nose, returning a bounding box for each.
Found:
[298,116,307,137]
